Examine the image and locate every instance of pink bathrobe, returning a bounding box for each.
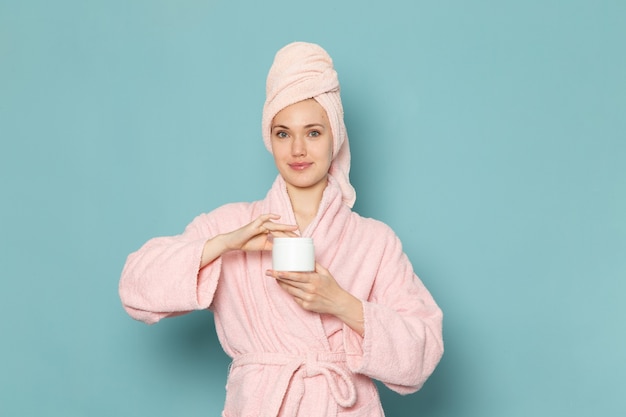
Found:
[119,175,443,416]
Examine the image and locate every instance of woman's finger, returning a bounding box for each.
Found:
[269,230,299,238]
[267,270,310,283]
[276,280,310,300]
[263,221,298,232]
[314,262,330,275]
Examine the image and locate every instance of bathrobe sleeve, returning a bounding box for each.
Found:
[343,222,444,395]
[119,204,246,325]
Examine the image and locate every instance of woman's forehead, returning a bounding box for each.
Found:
[272,99,329,126]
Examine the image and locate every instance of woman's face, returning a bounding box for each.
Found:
[271,99,333,194]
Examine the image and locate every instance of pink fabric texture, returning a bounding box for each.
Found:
[262,42,356,208]
[119,175,444,416]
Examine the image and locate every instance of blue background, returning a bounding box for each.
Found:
[1,1,625,416]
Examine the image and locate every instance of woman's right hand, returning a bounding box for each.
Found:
[200,214,298,269]
[223,214,298,252]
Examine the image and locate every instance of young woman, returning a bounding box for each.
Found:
[119,42,443,417]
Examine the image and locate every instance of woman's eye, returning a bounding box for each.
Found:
[309,130,320,137]
[276,131,288,138]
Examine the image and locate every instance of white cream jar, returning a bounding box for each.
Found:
[271,237,315,272]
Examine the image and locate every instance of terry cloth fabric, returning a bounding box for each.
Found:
[119,175,444,416]
[262,42,356,208]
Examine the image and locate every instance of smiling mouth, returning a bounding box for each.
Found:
[289,162,312,171]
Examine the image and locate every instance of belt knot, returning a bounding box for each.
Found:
[231,351,357,417]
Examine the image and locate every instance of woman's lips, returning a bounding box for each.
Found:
[288,162,312,171]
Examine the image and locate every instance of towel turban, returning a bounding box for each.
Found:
[262,42,356,208]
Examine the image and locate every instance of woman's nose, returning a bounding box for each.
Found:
[291,136,306,156]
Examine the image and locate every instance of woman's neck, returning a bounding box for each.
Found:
[286,178,327,233]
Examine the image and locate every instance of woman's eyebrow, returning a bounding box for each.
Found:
[272,123,325,131]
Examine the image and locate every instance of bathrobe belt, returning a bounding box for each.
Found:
[231,351,358,416]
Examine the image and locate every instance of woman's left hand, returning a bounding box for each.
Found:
[266,263,364,336]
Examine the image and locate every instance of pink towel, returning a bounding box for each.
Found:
[262,42,356,208]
